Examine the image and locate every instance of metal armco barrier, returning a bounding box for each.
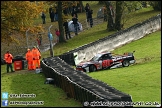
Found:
[41,57,133,107]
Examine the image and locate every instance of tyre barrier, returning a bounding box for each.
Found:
[41,57,133,107]
[44,78,54,84]
[58,53,75,66]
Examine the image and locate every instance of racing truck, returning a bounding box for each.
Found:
[76,51,135,72]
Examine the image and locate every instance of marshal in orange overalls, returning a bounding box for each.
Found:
[32,46,41,70]
[4,51,14,73]
[26,49,34,70]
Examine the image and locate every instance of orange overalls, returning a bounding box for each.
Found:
[26,50,34,70]
[4,53,13,64]
[4,53,14,72]
[36,49,41,68]
[32,48,41,69]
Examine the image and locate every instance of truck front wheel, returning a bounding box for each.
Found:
[89,65,97,72]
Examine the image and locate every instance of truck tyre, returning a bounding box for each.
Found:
[122,60,130,67]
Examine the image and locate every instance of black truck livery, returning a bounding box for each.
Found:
[76,51,135,72]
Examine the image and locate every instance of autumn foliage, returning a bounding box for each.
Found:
[1,1,45,44]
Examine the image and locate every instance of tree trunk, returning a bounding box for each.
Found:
[79,1,84,12]
[58,1,66,43]
[115,1,124,31]
[158,1,161,10]
[149,1,160,10]
[104,1,115,31]
[98,1,104,4]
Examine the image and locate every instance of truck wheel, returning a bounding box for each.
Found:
[89,65,97,72]
[122,60,130,67]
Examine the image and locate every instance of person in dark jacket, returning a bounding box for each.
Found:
[71,5,78,18]
[51,10,55,22]
[85,3,90,21]
[63,20,71,40]
[87,9,93,28]
[55,7,58,21]
[41,11,46,24]
[49,5,52,15]
[63,6,68,16]
[72,14,78,35]
[49,5,55,22]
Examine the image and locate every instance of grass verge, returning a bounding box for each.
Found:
[1,1,161,107]
[88,30,161,107]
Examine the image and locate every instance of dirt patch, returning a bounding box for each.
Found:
[10,69,35,74]
[135,56,158,64]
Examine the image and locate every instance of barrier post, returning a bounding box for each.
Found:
[26,28,30,49]
[48,25,54,57]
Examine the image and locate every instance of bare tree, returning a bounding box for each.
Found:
[104,1,115,31]
[115,1,124,31]
[98,1,104,4]
[104,1,142,31]
[149,1,161,11]
[57,1,66,43]
[79,1,84,12]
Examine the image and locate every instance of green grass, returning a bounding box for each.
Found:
[113,31,161,59]
[1,1,161,107]
[1,66,82,107]
[87,31,161,107]
[40,6,160,58]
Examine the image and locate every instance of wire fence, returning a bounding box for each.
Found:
[1,17,104,58]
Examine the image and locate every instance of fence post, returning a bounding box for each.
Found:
[26,28,30,49]
[48,25,54,57]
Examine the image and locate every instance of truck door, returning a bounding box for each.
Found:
[101,54,112,68]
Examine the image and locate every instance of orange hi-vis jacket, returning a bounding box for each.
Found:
[36,49,41,58]
[4,53,13,63]
[32,48,41,60]
[26,51,33,61]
